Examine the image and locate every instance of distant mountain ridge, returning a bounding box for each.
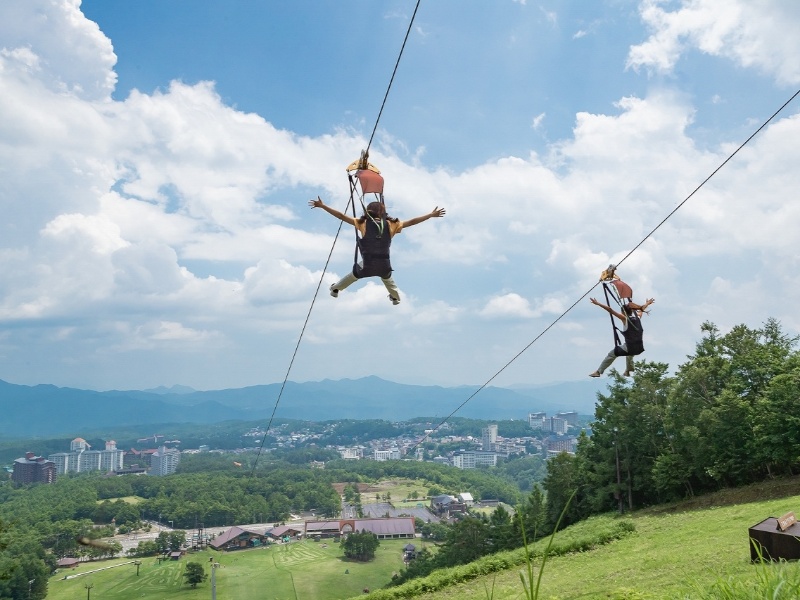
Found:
[0,376,605,438]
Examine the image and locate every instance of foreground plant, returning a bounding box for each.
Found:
[681,542,800,600]
[517,488,579,600]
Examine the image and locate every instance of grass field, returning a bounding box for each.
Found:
[96,495,145,504]
[361,479,429,504]
[47,539,410,600]
[401,487,800,600]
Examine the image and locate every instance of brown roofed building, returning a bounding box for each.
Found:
[305,517,415,540]
[12,453,56,485]
[209,526,273,550]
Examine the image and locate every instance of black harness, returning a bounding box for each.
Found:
[602,280,644,356]
[353,217,392,279]
[614,312,644,356]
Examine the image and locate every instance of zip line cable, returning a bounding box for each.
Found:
[410,85,800,452]
[249,215,349,477]
[250,2,424,475]
[366,0,423,155]
[609,86,800,275]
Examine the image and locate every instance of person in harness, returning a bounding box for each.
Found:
[589,297,654,377]
[308,197,445,305]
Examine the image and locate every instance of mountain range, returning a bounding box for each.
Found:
[0,376,607,438]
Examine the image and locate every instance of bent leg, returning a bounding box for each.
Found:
[381,275,400,303]
[596,349,618,375]
[624,355,634,375]
[332,271,359,293]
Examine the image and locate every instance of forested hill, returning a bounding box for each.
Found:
[0,376,603,437]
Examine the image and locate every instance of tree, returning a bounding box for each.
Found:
[420,521,448,541]
[436,516,490,567]
[487,504,516,551]
[169,530,186,552]
[155,531,170,555]
[515,484,546,543]
[341,531,380,561]
[542,452,581,531]
[131,540,158,557]
[752,366,800,477]
[183,562,207,588]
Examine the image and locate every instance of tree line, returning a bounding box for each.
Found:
[392,318,800,584]
[0,454,522,598]
[544,318,800,527]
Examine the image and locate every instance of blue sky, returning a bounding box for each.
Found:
[1,0,799,395]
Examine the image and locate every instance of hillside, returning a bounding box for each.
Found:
[0,376,605,437]
[365,477,800,600]
[40,477,800,600]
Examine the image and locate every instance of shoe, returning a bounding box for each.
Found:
[589,371,600,378]
[623,371,631,377]
[329,284,339,298]
[388,295,400,306]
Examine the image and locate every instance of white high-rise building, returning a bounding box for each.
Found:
[528,412,547,429]
[555,411,579,426]
[452,450,498,469]
[481,424,498,450]
[49,438,123,474]
[548,417,568,435]
[374,447,401,462]
[151,446,181,476]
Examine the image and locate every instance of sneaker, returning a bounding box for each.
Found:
[388,295,400,306]
[329,284,339,298]
[589,371,601,378]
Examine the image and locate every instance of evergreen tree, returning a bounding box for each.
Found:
[183,562,207,588]
[341,531,380,561]
[542,452,581,530]
[436,516,490,566]
[487,503,517,551]
[514,484,546,543]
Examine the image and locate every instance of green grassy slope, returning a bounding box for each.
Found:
[383,478,800,600]
[45,478,800,600]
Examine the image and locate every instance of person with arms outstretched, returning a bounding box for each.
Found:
[309,197,445,305]
[589,297,654,377]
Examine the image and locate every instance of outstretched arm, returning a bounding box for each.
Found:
[590,297,625,322]
[401,206,446,228]
[637,297,655,316]
[308,196,356,226]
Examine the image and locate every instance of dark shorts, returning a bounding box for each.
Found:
[353,260,392,280]
[613,343,644,357]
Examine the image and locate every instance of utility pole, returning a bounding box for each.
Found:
[211,562,220,600]
[84,582,94,600]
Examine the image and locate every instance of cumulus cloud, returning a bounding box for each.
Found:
[0,0,798,390]
[479,293,535,319]
[628,0,800,85]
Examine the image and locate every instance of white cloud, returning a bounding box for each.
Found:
[0,0,117,100]
[150,321,214,342]
[540,7,557,26]
[628,0,800,85]
[479,293,535,319]
[0,0,799,390]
